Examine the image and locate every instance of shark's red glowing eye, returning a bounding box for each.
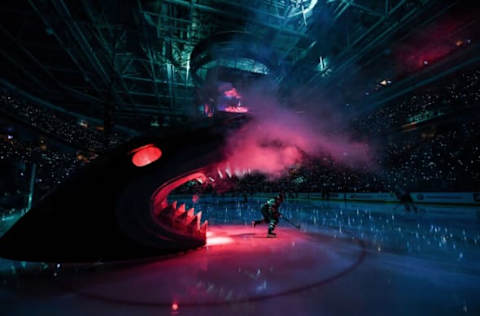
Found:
[131,144,162,167]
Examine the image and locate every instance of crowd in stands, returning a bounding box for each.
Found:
[353,67,480,135]
[180,65,480,195]
[0,90,132,210]
[0,134,88,200]
[1,63,480,210]
[0,91,127,151]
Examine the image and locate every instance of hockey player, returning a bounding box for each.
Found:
[252,194,284,237]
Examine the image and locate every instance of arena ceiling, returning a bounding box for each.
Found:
[0,0,476,132]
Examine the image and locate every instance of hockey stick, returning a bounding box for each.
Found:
[281,215,301,230]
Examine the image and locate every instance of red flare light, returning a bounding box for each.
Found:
[131,144,162,167]
[224,87,241,99]
[171,303,179,311]
[223,105,249,113]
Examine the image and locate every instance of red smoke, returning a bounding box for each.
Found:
[220,95,373,178]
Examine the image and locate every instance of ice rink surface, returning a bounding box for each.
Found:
[1,197,479,315]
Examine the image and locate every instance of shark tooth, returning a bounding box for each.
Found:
[153,199,168,215]
[188,214,200,231]
[177,203,186,213]
[217,169,223,179]
[160,199,168,209]
[173,204,186,219]
[200,220,208,235]
[159,203,176,218]
[181,208,195,226]
[177,208,190,221]
[195,211,202,225]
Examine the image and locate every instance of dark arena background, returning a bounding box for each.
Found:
[1,1,480,315]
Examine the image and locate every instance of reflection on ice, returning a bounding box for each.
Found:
[0,196,479,315]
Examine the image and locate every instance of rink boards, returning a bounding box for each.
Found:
[306,192,480,205]
[241,192,480,205]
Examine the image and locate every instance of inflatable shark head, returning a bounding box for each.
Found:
[0,115,250,262]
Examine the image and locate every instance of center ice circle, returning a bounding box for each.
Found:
[67,225,365,306]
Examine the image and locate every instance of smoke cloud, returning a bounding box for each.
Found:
[221,88,374,178]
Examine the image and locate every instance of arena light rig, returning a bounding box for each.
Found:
[217,87,249,113]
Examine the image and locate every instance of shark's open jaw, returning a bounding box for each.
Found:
[151,170,209,241]
[150,164,252,242]
[0,117,254,262]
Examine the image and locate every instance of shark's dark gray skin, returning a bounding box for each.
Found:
[0,115,249,262]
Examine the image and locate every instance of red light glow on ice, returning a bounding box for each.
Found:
[206,231,233,246]
[131,144,162,167]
